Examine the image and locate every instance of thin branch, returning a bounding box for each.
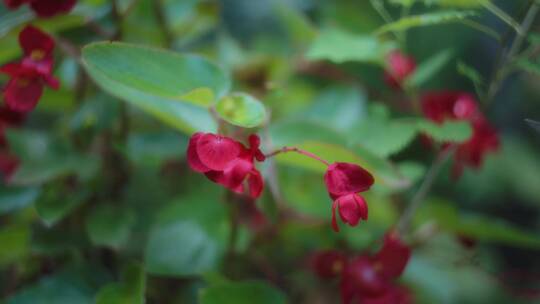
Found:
[265,146,330,166]
[396,146,456,234]
[483,1,524,35]
[486,2,539,102]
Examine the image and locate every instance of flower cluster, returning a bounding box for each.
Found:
[4,0,76,18]
[188,132,266,199]
[421,91,500,177]
[384,50,416,89]
[311,232,412,304]
[324,162,374,232]
[187,133,375,232]
[1,26,59,113]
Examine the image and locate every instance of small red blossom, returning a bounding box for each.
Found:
[384,50,416,89]
[340,233,411,304]
[324,162,374,232]
[421,91,500,177]
[310,250,347,279]
[359,285,413,304]
[3,0,76,18]
[1,26,59,113]
[187,132,265,199]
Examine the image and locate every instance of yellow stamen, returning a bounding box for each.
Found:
[30,49,45,61]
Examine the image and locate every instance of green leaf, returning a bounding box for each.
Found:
[6,271,95,304]
[7,130,99,186]
[0,225,30,266]
[0,186,40,215]
[306,28,396,64]
[85,205,136,249]
[415,120,472,142]
[36,189,89,227]
[350,118,418,157]
[457,60,484,88]
[82,42,231,133]
[516,58,540,76]
[200,281,287,304]
[144,221,218,277]
[274,2,317,46]
[375,11,476,35]
[415,200,540,248]
[389,0,489,7]
[215,93,267,128]
[95,263,145,304]
[406,49,454,88]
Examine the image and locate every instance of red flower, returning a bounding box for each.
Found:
[3,0,76,18]
[324,162,374,231]
[187,132,265,199]
[0,106,26,147]
[1,26,59,113]
[421,91,499,177]
[310,250,347,279]
[384,50,416,89]
[340,233,411,304]
[0,152,19,183]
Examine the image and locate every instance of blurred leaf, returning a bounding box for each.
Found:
[125,132,187,167]
[306,28,396,64]
[390,0,489,7]
[82,42,231,134]
[274,2,317,47]
[95,263,145,304]
[350,118,418,157]
[457,60,484,94]
[0,186,40,215]
[6,271,96,304]
[0,225,30,266]
[375,11,476,34]
[416,200,540,248]
[145,220,218,277]
[415,120,472,142]
[406,49,454,88]
[36,189,89,227]
[516,58,540,76]
[528,33,540,44]
[215,93,267,128]
[85,205,135,249]
[302,85,366,131]
[199,281,287,304]
[70,93,120,131]
[525,119,540,134]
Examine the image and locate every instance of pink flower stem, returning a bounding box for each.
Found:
[265,147,330,166]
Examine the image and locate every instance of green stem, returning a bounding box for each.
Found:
[482,1,524,35]
[396,146,455,234]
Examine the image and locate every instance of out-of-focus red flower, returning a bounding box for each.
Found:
[384,50,416,89]
[1,26,59,113]
[421,91,500,177]
[187,132,265,199]
[0,152,19,183]
[0,106,26,146]
[324,162,374,231]
[3,0,76,18]
[310,250,347,279]
[340,233,411,304]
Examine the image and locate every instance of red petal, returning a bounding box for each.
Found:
[4,77,44,113]
[324,162,374,196]
[3,0,29,8]
[374,232,411,279]
[248,169,264,199]
[336,194,365,227]
[196,133,241,171]
[19,25,55,56]
[0,63,24,77]
[187,132,210,172]
[29,0,76,18]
